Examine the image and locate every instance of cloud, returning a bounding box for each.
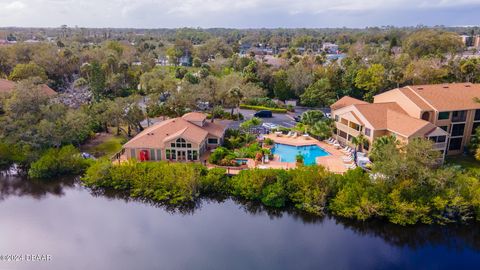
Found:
[0,0,479,28]
[2,1,26,11]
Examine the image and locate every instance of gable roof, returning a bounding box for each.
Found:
[385,109,438,138]
[123,114,225,149]
[354,102,407,129]
[337,101,438,138]
[397,87,433,111]
[405,83,480,111]
[0,79,57,96]
[182,112,207,122]
[330,96,368,110]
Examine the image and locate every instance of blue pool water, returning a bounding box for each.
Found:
[271,143,330,165]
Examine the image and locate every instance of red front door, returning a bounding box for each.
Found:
[139,150,150,161]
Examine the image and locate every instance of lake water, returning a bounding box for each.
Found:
[1,174,480,270]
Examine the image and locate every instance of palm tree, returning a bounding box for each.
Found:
[227,86,244,118]
[351,134,368,152]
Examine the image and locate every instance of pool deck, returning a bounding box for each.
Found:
[264,134,349,174]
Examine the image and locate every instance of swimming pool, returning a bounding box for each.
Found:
[271,143,330,165]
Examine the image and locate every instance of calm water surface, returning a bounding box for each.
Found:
[1,174,480,270]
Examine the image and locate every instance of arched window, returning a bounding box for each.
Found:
[176,138,187,148]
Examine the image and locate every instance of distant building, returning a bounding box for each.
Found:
[474,36,480,48]
[460,35,474,47]
[254,55,286,68]
[322,43,339,54]
[0,79,57,97]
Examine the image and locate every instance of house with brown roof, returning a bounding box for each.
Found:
[123,112,226,162]
[0,79,57,96]
[331,97,449,161]
[331,83,480,159]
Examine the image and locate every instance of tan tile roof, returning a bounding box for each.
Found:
[354,102,407,129]
[123,115,225,149]
[385,109,437,138]
[330,96,368,110]
[405,83,480,111]
[0,79,15,94]
[182,112,207,122]
[397,87,433,111]
[0,79,57,96]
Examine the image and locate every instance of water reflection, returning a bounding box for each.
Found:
[1,173,480,255]
[0,174,76,201]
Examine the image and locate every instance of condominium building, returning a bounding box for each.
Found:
[331,83,480,159]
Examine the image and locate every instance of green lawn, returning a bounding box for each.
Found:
[446,155,480,174]
[82,134,127,158]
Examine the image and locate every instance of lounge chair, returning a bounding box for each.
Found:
[343,156,354,163]
[326,138,334,145]
[292,132,298,138]
[345,163,357,169]
[286,131,293,137]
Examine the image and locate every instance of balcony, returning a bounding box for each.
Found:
[336,122,361,137]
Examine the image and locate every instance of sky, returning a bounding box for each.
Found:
[0,0,479,28]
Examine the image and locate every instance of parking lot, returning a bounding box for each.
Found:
[226,107,331,130]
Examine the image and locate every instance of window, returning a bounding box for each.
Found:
[448,137,463,151]
[451,124,465,137]
[335,115,339,122]
[171,143,175,148]
[187,150,193,160]
[150,149,155,160]
[429,136,446,143]
[440,126,448,132]
[171,150,176,159]
[472,122,480,135]
[338,130,347,139]
[187,143,192,148]
[208,138,218,144]
[438,112,450,120]
[130,149,136,159]
[156,149,161,160]
[451,110,467,122]
[364,128,371,136]
[193,150,198,160]
[176,138,187,148]
[475,110,480,121]
[166,149,171,159]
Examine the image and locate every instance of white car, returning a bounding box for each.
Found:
[262,122,279,129]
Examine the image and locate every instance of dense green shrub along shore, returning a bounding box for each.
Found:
[82,159,480,226]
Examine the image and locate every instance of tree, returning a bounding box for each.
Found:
[355,64,386,101]
[273,70,292,101]
[88,61,107,101]
[227,86,244,118]
[300,78,336,107]
[301,110,324,126]
[403,30,462,59]
[9,62,48,82]
[351,134,368,152]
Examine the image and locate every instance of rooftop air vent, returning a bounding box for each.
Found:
[442,86,449,88]
[465,85,471,87]
[417,87,423,90]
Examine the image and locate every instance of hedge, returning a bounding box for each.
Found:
[239,104,287,113]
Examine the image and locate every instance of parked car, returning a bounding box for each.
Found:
[254,110,273,118]
[294,115,302,122]
[325,112,332,119]
[262,122,279,130]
